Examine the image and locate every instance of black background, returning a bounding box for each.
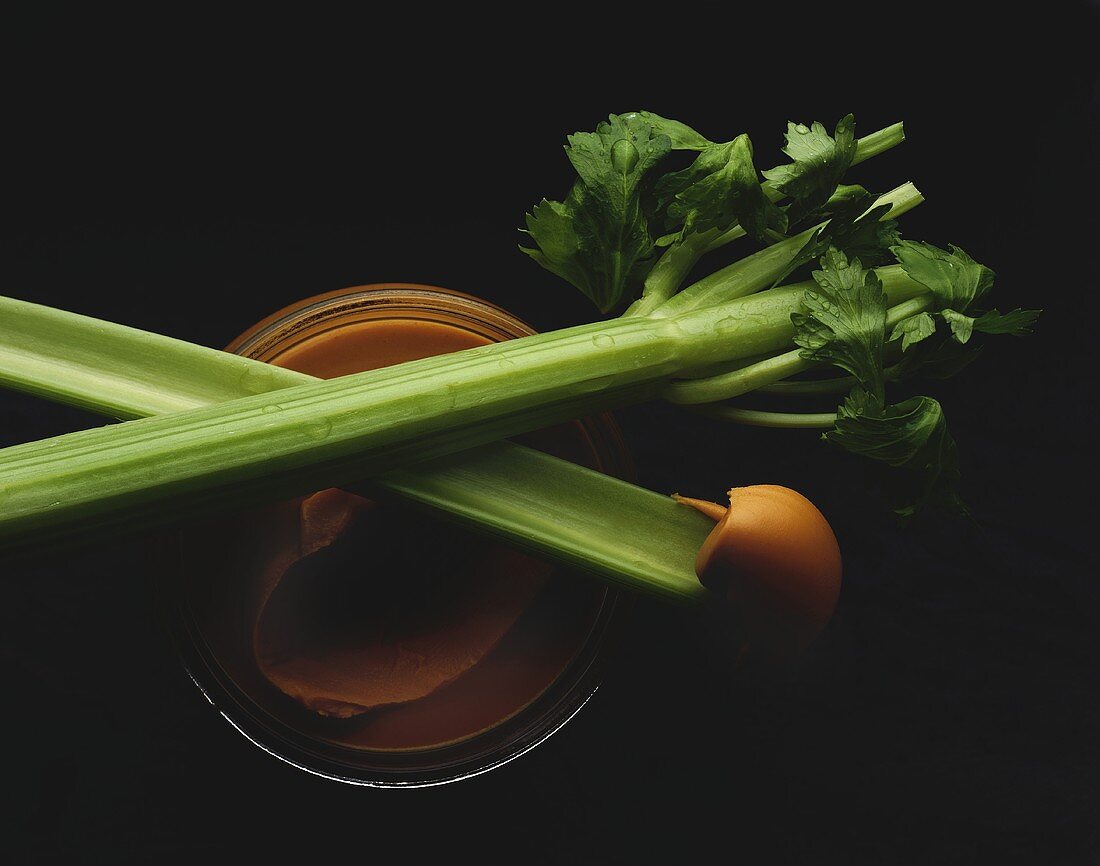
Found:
[2,8,1098,863]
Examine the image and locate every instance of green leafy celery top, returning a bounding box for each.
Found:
[793,248,964,515]
[521,114,672,313]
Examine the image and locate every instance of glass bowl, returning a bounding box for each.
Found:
[164,283,630,786]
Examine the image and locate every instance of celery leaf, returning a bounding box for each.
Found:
[892,338,983,381]
[794,249,965,514]
[941,308,976,343]
[826,392,964,516]
[521,113,672,313]
[793,249,887,397]
[892,241,995,312]
[971,307,1042,336]
[654,134,773,243]
[890,311,937,351]
[629,111,712,151]
[763,115,858,211]
[772,201,899,287]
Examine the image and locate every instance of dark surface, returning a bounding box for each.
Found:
[2,10,1098,864]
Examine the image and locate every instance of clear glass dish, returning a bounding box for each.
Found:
[164,283,629,787]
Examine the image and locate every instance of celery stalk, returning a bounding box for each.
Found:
[0,294,712,600]
[0,206,921,558]
[0,181,921,560]
[0,293,786,553]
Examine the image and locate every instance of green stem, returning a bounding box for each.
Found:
[694,407,838,429]
[623,230,719,318]
[882,295,935,328]
[0,282,818,553]
[650,182,924,318]
[382,445,711,602]
[757,376,857,396]
[0,315,664,550]
[0,163,924,556]
[664,292,936,404]
[850,122,906,165]
[665,348,813,404]
[760,358,914,396]
[0,295,713,599]
[752,281,923,396]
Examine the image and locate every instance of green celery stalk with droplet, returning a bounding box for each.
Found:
[1,112,959,558]
[0,181,922,556]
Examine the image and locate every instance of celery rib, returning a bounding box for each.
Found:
[650,183,923,319]
[0,181,924,573]
[0,295,712,601]
[693,407,838,429]
[663,293,936,405]
[0,275,828,557]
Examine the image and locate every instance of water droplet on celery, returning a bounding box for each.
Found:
[579,374,616,393]
[592,334,615,349]
[611,138,640,174]
[301,418,332,441]
[239,366,278,395]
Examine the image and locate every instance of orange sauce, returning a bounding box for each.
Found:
[181,317,607,749]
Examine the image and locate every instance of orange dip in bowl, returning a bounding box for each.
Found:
[171,284,626,776]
